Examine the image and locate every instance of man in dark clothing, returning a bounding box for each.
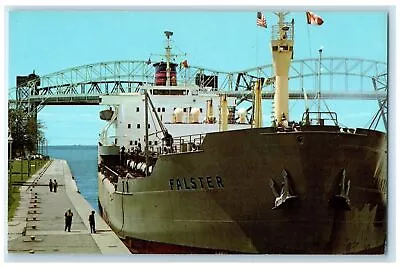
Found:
[163,131,173,147]
[89,211,96,233]
[162,130,174,153]
[64,209,73,232]
[49,179,53,192]
[53,180,58,193]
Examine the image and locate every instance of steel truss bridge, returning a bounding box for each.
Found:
[9,57,387,130]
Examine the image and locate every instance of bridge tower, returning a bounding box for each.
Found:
[14,72,41,153]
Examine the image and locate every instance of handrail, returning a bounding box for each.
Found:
[156,133,206,154]
[301,111,338,126]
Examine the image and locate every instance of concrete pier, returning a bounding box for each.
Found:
[7,159,131,256]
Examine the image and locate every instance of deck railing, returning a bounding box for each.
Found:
[156,133,206,154]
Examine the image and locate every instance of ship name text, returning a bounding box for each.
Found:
[169,176,224,191]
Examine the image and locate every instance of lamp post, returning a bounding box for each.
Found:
[8,131,13,163]
[8,130,13,198]
[23,134,31,178]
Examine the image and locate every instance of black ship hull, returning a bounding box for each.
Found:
[98,126,387,254]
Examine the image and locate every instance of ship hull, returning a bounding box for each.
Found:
[98,127,387,254]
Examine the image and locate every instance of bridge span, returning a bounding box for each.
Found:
[8,57,387,130]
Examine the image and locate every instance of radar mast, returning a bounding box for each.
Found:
[164,31,173,86]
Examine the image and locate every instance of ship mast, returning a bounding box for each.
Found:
[271,12,294,124]
[144,89,149,176]
[164,31,173,86]
[317,47,323,122]
[253,79,263,128]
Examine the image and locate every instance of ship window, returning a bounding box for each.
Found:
[200,108,203,113]
[157,107,161,112]
[129,141,133,145]
[289,46,293,51]
[128,124,131,129]
[154,141,158,145]
[273,46,278,51]
[135,140,138,145]
[148,124,150,129]
[162,107,165,112]
[184,108,187,112]
[280,45,288,50]
[137,124,140,129]
[149,141,152,146]
[136,107,140,112]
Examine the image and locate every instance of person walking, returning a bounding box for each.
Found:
[64,209,73,232]
[49,179,53,192]
[88,211,96,233]
[53,180,58,193]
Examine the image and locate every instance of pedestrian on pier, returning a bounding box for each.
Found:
[49,179,53,192]
[64,209,73,232]
[53,180,58,193]
[89,211,96,233]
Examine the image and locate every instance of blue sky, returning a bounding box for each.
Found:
[7,9,388,145]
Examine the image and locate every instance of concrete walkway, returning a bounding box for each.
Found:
[7,159,131,256]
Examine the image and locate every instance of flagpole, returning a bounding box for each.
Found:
[307,25,312,57]
[256,24,258,66]
[255,11,267,66]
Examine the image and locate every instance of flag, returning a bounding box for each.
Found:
[257,12,267,28]
[306,11,324,26]
[180,59,188,69]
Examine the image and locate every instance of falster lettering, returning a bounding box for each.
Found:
[169,176,224,191]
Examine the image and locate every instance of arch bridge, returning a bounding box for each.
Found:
[8,56,387,130]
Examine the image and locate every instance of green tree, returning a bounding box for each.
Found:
[8,107,45,158]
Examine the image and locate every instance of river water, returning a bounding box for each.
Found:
[47,145,98,211]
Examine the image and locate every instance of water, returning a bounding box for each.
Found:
[47,145,99,211]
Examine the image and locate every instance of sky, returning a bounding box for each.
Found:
[6,8,389,145]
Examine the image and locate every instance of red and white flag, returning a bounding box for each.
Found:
[180,59,188,69]
[306,11,324,26]
[257,12,267,28]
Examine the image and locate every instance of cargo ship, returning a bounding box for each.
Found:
[97,12,387,254]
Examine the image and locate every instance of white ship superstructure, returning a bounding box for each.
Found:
[99,86,251,154]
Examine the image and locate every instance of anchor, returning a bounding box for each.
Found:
[330,169,351,210]
[270,169,298,209]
